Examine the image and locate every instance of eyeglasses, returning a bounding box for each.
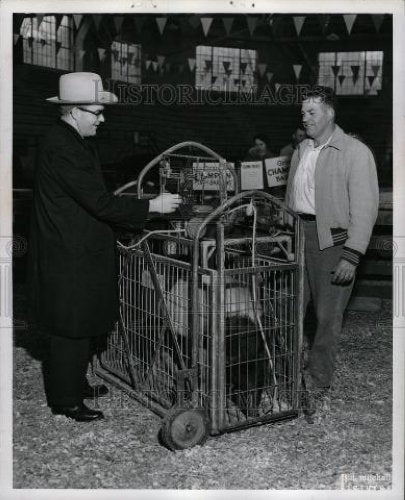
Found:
[77,107,104,118]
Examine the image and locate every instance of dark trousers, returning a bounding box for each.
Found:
[45,334,107,407]
[303,221,354,388]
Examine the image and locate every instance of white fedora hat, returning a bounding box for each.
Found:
[47,72,118,104]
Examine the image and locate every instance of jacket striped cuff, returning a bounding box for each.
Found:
[342,246,363,266]
[331,228,348,245]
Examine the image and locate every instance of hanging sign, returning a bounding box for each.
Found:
[265,156,290,187]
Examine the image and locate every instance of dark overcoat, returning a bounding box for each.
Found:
[29,120,149,338]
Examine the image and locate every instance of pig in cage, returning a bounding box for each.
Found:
[96,142,305,450]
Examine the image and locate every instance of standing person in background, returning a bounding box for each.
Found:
[244,133,276,162]
[280,127,306,161]
[285,87,379,415]
[29,72,182,422]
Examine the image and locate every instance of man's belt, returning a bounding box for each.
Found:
[298,213,316,221]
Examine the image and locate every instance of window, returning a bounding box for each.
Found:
[20,15,74,70]
[196,46,257,92]
[318,51,383,95]
[111,41,141,84]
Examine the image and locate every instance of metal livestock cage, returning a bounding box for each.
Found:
[96,142,305,450]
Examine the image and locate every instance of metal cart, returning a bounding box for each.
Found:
[96,142,304,450]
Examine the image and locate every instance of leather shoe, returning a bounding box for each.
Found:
[51,403,104,422]
[83,384,109,398]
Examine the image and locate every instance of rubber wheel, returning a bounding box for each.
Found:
[160,407,209,450]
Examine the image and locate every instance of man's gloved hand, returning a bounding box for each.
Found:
[149,193,182,214]
[331,259,356,285]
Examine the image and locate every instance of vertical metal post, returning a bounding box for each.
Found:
[295,218,305,412]
[216,220,226,431]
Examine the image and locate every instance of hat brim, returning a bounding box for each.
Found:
[46,91,118,105]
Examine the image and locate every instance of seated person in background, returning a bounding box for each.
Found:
[244,134,276,161]
[280,127,306,160]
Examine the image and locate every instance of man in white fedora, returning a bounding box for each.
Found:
[29,72,182,422]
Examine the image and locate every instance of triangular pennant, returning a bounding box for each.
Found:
[372,14,385,33]
[241,80,246,87]
[157,55,165,68]
[112,49,119,61]
[212,76,217,84]
[93,15,103,30]
[13,34,20,45]
[188,58,196,72]
[121,57,127,65]
[351,65,360,83]
[246,16,259,37]
[338,75,346,85]
[258,63,267,77]
[156,17,168,35]
[146,60,152,70]
[56,41,62,52]
[240,62,247,74]
[293,64,302,80]
[343,14,357,35]
[223,61,231,72]
[127,53,134,65]
[40,39,46,46]
[97,48,106,61]
[266,72,273,83]
[293,16,305,36]
[234,79,240,85]
[134,17,145,34]
[318,14,330,34]
[79,49,86,60]
[367,75,376,87]
[222,17,234,36]
[188,15,200,30]
[205,60,212,71]
[73,14,83,30]
[114,16,124,33]
[331,65,341,77]
[55,15,63,31]
[152,61,158,72]
[200,17,213,37]
[225,69,232,77]
[372,65,380,77]
[36,15,44,27]
[275,83,281,92]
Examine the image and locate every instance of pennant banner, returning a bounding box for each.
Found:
[223,61,231,72]
[156,17,168,35]
[372,64,380,77]
[351,65,360,84]
[368,75,376,87]
[275,83,281,92]
[97,48,106,61]
[73,14,83,30]
[157,55,165,68]
[127,53,134,65]
[13,34,20,45]
[331,65,341,77]
[55,15,63,32]
[28,37,34,48]
[318,14,330,34]
[222,17,234,36]
[246,16,259,37]
[114,16,124,33]
[343,14,357,35]
[200,17,213,37]
[258,63,267,78]
[338,75,346,86]
[93,15,103,30]
[146,60,152,70]
[293,64,302,80]
[372,14,385,33]
[205,60,212,71]
[293,16,306,36]
[212,76,217,84]
[56,41,62,52]
[188,57,196,72]
[152,61,158,72]
[266,72,273,83]
[79,49,86,60]
[240,62,247,74]
[36,14,44,27]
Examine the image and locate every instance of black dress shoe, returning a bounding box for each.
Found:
[83,384,109,398]
[51,403,104,422]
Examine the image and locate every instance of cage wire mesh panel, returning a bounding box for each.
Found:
[97,143,303,443]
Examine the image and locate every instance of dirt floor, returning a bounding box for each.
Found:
[13,285,392,490]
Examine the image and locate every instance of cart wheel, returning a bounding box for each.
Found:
[160,407,209,450]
